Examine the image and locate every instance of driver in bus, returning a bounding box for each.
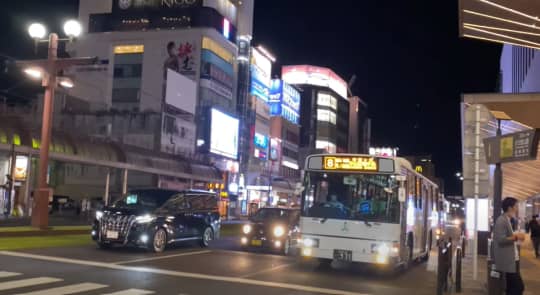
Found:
[328,194,345,209]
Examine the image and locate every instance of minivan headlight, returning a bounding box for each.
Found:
[135,214,155,223]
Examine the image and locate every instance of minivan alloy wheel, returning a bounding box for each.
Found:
[153,228,167,253]
[201,227,213,247]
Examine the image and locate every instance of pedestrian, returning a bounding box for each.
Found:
[493,197,526,295]
[528,214,540,258]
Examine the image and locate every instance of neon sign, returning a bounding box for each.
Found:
[323,156,378,171]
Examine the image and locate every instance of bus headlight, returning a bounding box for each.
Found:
[377,243,390,256]
[301,238,319,248]
[273,226,285,237]
[243,224,252,234]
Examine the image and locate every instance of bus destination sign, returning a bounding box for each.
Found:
[323,156,378,171]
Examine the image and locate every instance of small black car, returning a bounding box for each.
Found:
[92,189,220,253]
[241,207,300,255]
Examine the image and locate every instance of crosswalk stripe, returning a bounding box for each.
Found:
[102,289,155,295]
[15,282,108,295]
[0,277,62,291]
[0,271,21,278]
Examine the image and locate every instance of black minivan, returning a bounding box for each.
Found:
[91,189,221,253]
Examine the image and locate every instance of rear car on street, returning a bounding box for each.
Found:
[241,207,300,255]
[92,188,220,252]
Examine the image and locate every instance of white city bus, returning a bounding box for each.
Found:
[298,154,442,268]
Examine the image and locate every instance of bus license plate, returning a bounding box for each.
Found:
[251,240,262,246]
[334,249,352,261]
[106,231,119,239]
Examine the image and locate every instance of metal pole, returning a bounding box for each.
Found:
[32,33,58,229]
[473,104,481,280]
[104,170,110,206]
[493,119,503,222]
[122,169,128,195]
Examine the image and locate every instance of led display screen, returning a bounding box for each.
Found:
[210,108,239,159]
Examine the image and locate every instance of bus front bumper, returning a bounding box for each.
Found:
[299,246,399,266]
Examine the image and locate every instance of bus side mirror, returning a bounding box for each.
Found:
[398,187,406,203]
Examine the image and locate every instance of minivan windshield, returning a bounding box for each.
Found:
[112,189,177,210]
[301,172,400,223]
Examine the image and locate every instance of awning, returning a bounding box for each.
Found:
[463,93,540,201]
[0,115,222,183]
[459,0,540,49]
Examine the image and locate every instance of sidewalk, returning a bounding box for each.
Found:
[458,239,540,295]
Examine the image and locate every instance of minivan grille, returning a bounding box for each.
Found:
[100,214,135,240]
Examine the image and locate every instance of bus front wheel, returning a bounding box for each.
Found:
[318,258,333,269]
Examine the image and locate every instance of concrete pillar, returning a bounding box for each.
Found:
[189,179,194,190]
[122,169,128,195]
[104,170,110,205]
[22,154,32,216]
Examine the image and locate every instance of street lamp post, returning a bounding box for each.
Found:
[18,20,96,229]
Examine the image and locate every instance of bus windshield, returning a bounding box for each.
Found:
[301,172,400,223]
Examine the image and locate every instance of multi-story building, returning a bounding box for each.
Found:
[281,65,369,155]
[37,0,256,216]
[500,45,540,93]
[268,79,301,206]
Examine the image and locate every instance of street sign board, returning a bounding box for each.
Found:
[483,129,540,164]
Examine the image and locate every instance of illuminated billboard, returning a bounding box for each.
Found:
[210,108,239,159]
[282,65,348,99]
[269,79,301,124]
[250,48,272,102]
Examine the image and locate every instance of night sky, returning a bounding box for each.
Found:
[0,0,502,194]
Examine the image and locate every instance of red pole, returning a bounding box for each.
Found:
[31,33,58,229]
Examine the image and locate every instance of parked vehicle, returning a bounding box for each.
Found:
[241,207,300,255]
[91,189,220,253]
[48,195,76,214]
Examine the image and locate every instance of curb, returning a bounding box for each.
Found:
[0,229,90,238]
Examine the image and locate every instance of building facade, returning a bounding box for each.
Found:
[281,65,369,155]
[31,0,256,217]
[500,44,540,93]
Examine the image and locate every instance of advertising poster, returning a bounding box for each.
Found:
[210,108,240,159]
[161,114,196,156]
[269,79,301,124]
[200,49,234,100]
[114,0,202,13]
[250,48,272,102]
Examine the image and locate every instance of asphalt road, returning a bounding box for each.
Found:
[0,237,442,295]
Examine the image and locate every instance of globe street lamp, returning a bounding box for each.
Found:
[17,20,96,229]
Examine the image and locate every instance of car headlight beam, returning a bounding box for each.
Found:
[273,226,285,237]
[243,224,252,234]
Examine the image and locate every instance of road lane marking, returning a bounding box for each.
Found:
[0,271,21,278]
[239,263,295,278]
[0,251,370,295]
[0,277,62,291]
[112,250,212,265]
[102,289,155,295]
[15,282,107,294]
